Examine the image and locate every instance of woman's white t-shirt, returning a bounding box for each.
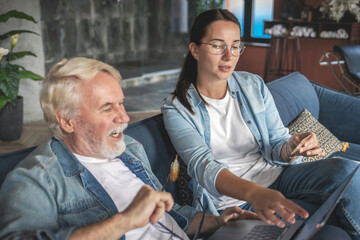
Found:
[76,154,189,240]
[201,89,283,210]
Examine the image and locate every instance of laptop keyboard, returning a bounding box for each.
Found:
[241,225,286,240]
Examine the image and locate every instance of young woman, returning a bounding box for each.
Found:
[161,8,360,239]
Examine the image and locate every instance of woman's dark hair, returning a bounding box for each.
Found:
[172,9,241,114]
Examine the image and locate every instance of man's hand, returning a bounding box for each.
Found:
[248,187,308,228]
[69,185,174,240]
[187,206,258,235]
[122,185,174,230]
[218,206,258,225]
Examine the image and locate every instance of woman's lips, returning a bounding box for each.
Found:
[219,65,232,72]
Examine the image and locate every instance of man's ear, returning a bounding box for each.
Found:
[189,42,199,61]
[55,113,75,134]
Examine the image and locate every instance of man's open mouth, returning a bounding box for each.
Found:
[110,130,121,138]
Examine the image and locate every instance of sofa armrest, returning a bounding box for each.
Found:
[312,82,360,144]
[0,147,35,186]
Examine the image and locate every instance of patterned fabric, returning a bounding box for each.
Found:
[177,156,193,206]
[287,109,343,162]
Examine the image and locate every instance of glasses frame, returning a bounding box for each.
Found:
[199,41,245,57]
[156,172,205,240]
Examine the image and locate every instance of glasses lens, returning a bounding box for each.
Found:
[209,40,226,55]
[231,42,245,56]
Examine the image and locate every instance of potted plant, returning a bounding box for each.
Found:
[0,10,43,141]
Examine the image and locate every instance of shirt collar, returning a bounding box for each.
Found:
[187,73,239,106]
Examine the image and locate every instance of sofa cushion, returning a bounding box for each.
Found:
[287,109,343,162]
[177,157,193,206]
[312,82,360,144]
[266,72,320,127]
[124,114,179,201]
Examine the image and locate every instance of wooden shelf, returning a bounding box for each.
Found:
[264,20,360,41]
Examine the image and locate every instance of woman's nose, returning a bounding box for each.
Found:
[222,47,232,60]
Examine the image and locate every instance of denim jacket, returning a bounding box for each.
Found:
[162,71,298,215]
[0,135,196,240]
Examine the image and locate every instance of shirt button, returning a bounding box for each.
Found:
[231,91,235,95]
[247,120,251,124]
[258,139,262,143]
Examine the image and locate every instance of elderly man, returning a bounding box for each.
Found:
[0,57,256,240]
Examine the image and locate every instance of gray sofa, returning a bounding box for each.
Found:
[1,72,360,204]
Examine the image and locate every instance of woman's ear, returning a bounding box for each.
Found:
[189,42,199,61]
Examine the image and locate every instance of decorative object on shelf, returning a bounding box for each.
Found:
[0,10,43,141]
[264,20,359,41]
[264,24,288,37]
[319,28,349,38]
[280,0,301,20]
[290,26,317,37]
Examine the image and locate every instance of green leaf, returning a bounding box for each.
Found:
[0,30,39,41]
[18,69,43,80]
[0,10,37,23]
[196,0,206,15]
[212,0,224,8]
[0,64,20,103]
[7,51,37,61]
[196,0,224,15]
[0,93,8,111]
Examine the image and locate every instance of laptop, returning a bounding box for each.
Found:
[209,165,359,240]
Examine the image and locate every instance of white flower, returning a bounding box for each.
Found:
[328,0,360,22]
[10,34,20,48]
[0,47,9,61]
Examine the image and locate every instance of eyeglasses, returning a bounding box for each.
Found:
[152,170,205,240]
[154,216,185,240]
[199,40,245,57]
[152,198,205,240]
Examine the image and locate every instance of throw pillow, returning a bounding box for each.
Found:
[287,109,343,162]
[176,155,193,206]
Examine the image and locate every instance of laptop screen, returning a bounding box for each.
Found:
[293,165,359,240]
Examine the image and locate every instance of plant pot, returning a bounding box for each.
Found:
[0,96,23,141]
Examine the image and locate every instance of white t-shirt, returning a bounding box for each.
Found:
[75,154,189,240]
[202,90,283,210]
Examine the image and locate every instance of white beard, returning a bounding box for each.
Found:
[77,120,128,159]
[99,135,126,159]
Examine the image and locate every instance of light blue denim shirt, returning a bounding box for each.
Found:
[162,71,297,215]
[0,135,196,240]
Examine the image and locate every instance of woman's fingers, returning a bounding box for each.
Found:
[292,132,325,157]
[252,188,308,228]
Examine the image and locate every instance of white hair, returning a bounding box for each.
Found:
[40,57,122,139]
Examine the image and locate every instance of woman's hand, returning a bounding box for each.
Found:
[248,187,309,228]
[216,169,308,229]
[282,132,325,162]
